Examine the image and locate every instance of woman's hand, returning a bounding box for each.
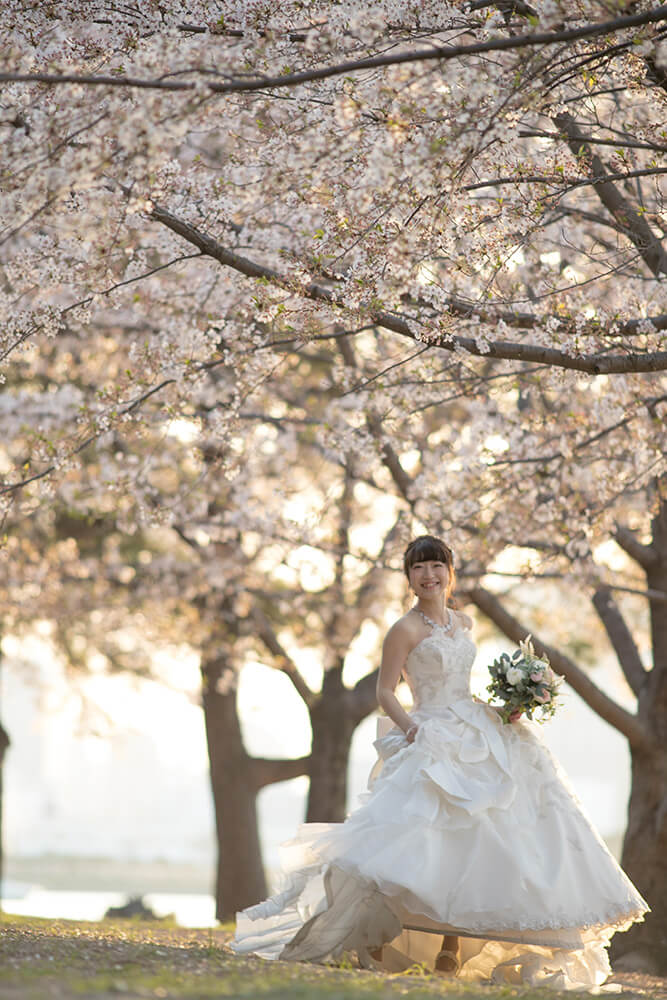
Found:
[484,699,523,723]
[405,723,419,743]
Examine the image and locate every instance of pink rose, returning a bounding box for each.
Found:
[534,690,551,703]
[530,670,543,682]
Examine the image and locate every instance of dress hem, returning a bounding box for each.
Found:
[394,903,648,938]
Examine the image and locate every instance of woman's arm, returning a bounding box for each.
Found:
[376,623,419,742]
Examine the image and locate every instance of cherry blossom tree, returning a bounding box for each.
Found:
[1,0,665,510]
[350,352,667,968]
[0,333,402,918]
[0,405,315,917]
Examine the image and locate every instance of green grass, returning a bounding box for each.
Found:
[0,914,623,1000]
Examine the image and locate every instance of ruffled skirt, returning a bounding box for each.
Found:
[232,699,649,990]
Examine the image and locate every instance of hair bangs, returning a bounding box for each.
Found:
[404,535,452,573]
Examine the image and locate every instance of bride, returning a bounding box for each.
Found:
[232,535,649,989]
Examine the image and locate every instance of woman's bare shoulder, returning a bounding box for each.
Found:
[384,611,421,645]
[453,608,474,630]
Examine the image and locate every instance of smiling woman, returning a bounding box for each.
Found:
[404,535,458,602]
[233,535,648,989]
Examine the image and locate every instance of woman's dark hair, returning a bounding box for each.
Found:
[403,535,456,602]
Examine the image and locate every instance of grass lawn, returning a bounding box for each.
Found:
[0,915,663,1000]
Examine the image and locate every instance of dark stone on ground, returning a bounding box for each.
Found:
[104,895,162,920]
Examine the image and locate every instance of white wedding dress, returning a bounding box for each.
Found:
[232,620,649,989]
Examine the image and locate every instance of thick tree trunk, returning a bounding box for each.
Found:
[615,743,667,970]
[0,721,9,913]
[201,655,266,921]
[306,673,356,822]
[612,498,667,971]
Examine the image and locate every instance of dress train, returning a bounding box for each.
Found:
[232,625,649,990]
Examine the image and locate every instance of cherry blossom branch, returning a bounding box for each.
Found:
[464,166,667,195]
[0,192,60,249]
[366,412,416,499]
[554,111,667,277]
[2,7,665,96]
[0,378,176,495]
[177,23,310,41]
[151,204,667,375]
[1,253,203,367]
[469,584,648,750]
[518,128,667,154]
[402,293,667,337]
[490,393,667,466]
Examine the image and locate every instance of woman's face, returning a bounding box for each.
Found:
[408,559,450,600]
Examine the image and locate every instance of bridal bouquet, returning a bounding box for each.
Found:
[486,636,562,723]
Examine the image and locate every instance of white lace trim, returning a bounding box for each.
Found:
[442,903,647,937]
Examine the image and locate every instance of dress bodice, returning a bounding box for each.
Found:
[404,626,476,708]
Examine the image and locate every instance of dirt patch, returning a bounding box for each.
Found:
[608,972,667,999]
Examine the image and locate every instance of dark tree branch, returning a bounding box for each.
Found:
[613,524,659,571]
[351,667,381,725]
[365,412,415,501]
[464,165,667,195]
[470,0,537,14]
[469,585,649,750]
[251,605,316,708]
[177,23,310,40]
[518,128,667,154]
[404,291,667,337]
[2,7,666,95]
[592,587,648,697]
[554,112,667,277]
[151,205,667,375]
[249,754,311,790]
[328,449,356,647]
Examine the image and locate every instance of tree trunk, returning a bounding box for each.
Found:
[614,742,667,970]
[0,721,9,914]
[201,655,266,921]
[615,505,667,970]
[0,641,8,914]
[306,673,356,823]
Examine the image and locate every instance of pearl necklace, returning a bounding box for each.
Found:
[413,605,454,633]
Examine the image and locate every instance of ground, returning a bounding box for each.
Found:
[0,916,665,1000]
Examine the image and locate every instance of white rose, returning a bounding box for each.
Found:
[506,666,524,686]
